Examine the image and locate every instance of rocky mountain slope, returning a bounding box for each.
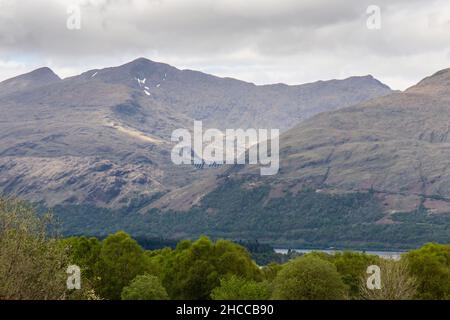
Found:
[128,68,450,248]
[0,67,61,96]
[0,58,392,208]
[167,68,450,220]
[247,68,450,216]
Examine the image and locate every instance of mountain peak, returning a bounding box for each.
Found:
[0,67,61,96]
[345,74,389,87]
[123,57,163,69]
[406,67,450,95]
[84,57,177,85]
[1,67,60,85]
[130,57,152,64]
[27,67,60,80]
[353,74,374,80]
[416,68,450,85]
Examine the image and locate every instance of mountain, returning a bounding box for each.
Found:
[261,68,450,213]
[3,58,447,249]
[135,68,450,248]
[0,58,392,209]
[0,67,61,96]
[64,58,392,131]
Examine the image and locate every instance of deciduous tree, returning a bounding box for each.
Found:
[272,255,347,300]
[121,274,168,300]
[211,275,270,300]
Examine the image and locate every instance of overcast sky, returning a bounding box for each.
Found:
[1,0,450,90]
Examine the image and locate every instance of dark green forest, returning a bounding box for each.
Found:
[50,179,450,250]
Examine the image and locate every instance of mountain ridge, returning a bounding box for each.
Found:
[203,67,450,214]
[120,66,450,248]
[0,57,392,209]
[0,67,61,97]
[1,59,449,247]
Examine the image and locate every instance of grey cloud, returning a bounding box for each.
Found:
[0,0,449,90]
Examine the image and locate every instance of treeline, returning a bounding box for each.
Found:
[51,180,450,249]
[237,240,301,265]
[1,198,450,300]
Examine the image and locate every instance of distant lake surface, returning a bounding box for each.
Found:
[274,248,405,260]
